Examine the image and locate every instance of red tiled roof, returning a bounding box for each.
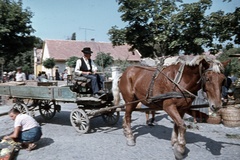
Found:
[44,40,141,61]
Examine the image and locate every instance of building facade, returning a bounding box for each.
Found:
[35,40,142,79]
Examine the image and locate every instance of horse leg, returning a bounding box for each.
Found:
[164,105,186,159]
[122,104,135,146]
[171,123,178,146]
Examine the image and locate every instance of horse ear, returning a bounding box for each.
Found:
[221,59,231,68]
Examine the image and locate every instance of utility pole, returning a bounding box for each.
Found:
[79,27,95,41]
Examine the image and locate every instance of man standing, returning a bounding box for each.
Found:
[75,47,104,97]
[55,69,60,80]
[15,66,26,82]
[3,108,42,151]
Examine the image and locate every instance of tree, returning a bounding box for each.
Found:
[95,52,114,71]
[109,0,239,57]
[43,58,55,78]
[114,58,131,72]
[217,47,240,77]
[4,36,43,72]
[0,0,35,63]
[66,56,79,68]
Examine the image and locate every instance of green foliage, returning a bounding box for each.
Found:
[4,50,34,73]
[108,26,126,46]
[43,58,55,69]
[217,48,240,77]
[95,52,114,71]
[3,37,43,72]
[33,37,44,48]
[110,0,239,57]
[66,56,79,68]
[0,0,35,62]
[114,58,131,72]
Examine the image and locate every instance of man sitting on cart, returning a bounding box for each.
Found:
[75,47,104,98]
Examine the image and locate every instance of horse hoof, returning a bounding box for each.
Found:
[126,139,135,146]
[173,143,185,160]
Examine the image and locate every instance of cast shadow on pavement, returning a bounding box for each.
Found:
[35,111,72,126]
[36,137,54,150]
[88,115,124,134]
[35,110,125,134]
[131,114,240,158]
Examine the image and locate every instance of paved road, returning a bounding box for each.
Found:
[1,103,240,160]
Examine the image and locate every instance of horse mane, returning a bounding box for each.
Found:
[163,55,223,73]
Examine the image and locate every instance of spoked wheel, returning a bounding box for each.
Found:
[70,108,90,134]
[13,102,29,115]
[39,100,56,120]
[102,111,120,125]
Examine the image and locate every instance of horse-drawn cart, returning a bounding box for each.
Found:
[0,80,120,134]
[0,79,193,134]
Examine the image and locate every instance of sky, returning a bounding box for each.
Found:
[22,0,240,42]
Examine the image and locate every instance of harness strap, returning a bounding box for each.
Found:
[197,63,203,84]
[160,71,197,98]
[173,63,185,84]
[145,69,159,100]
[146,65,165,100]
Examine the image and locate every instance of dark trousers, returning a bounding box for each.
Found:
[83,74,104,94]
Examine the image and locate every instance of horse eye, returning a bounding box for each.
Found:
[206,78,210,82]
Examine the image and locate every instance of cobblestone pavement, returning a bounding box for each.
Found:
[1,103,240,160]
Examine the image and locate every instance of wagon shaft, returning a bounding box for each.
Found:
[147,91,194,103]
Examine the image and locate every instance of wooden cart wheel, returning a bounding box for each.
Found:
[39,100,56,120]
[70,108,90,134]
[102,111,120,125]
[13,102,30,115]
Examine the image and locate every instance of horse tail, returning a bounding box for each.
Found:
[111,67,122,106]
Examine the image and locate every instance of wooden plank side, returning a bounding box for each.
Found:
[53,87,77,102]
[0,85,77,102]
[9,86,53,99]
[0,86,11,96]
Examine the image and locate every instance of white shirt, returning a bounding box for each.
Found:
[75,57,98,75]
[14,114,40,131]
[63,72,68,80]
[15,72,26,81]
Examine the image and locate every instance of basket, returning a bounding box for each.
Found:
[221,105,240,127]
[206,115,221,124]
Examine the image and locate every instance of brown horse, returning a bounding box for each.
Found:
[112,55,227,159]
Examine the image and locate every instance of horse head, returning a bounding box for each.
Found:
[200,58,230,112]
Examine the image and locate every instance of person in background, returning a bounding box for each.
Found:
[37,71,42,81]
[3,72,8,82]
[75,47,104,97]
[145,110,156,126]
[8,71,15,81]
[191,89,209,123]
[62,69,68,81]
[222,75,233,103]
[3,108,42,151]
[15,67,26,82]
[55,69,60,80]
[28,72,36,80]
[137,102,156,126]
